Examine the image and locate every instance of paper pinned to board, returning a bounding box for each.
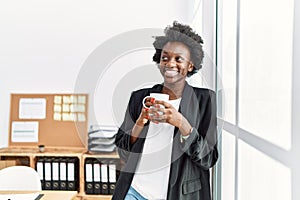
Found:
[19,98,46,119]
[11,121,39,142]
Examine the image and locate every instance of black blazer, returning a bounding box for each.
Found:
[113,83,218,200]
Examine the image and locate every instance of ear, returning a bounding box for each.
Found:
[188,63,194,72]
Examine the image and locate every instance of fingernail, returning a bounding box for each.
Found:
[150,97,155,103]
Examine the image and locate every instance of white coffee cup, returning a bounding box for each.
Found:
[142,93,169,108]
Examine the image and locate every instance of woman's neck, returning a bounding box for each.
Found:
[162,82,185,100]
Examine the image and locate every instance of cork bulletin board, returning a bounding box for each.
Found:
[9,93,88,148]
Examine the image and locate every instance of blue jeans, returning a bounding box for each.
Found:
[124,186,148,200]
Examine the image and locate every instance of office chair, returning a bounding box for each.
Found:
[0,166,42,191]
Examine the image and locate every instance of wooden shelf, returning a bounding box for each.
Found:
[0,147,86,155]
[80,194,112,200]
[0,147,119,200]
[83,151,119,159]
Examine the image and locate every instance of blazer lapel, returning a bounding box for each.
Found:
[169,83,201,187]
[180,83,201,128]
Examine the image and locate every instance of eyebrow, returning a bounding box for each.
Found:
[161,50,185,56]
[161,50,191,61]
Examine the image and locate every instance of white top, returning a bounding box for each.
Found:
[131,98,181,200]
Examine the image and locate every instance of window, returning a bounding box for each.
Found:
[216,0,294,199]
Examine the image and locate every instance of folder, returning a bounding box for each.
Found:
[36,157,45,190]
[108,159,118,194]
[59,158,67,190]
[85,159,94,194]
[67,158,77,191]
[100,159,109,194]
[44,158,52,190]
[52,158,60,190]
[93,159,101,194]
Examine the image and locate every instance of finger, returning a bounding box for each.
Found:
[154,100,172,108]
[157,114,166,122]
[143,97,155,108]
[142,107,150,119]
[156,117,166,123]
[155,106,165,113]
[150,112,166,123]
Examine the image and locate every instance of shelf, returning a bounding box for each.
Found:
[80,194,112,200]
[0,147,119,200]
[83,151,119,159]
[0,147,85,155]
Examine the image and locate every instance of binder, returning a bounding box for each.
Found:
[93,159,101,194]
[59,158,67,190]
[44,158,52,190]
[85,159,94,194]
[67,158,77,191]
[100,159,109,194]
[108,159,117,194]
[52,158,60,190]
[36,157,45,190]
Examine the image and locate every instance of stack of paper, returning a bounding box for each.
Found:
[88,125,118,153]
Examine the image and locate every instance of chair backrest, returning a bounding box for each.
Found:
[0,166,42,191]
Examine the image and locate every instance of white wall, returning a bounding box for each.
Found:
[291,0,300,199]
[0,0,193,147]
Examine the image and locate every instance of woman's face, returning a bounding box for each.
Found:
[159,41,193,86]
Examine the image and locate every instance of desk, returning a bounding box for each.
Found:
[0,190,77,200]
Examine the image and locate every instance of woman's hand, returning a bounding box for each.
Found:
[136,107,150,127]
[135,97,155,127]
[149,100,192,136]
[131,98,154,144]
[149,100,182,127]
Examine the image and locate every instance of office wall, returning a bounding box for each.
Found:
[0,0,194,147]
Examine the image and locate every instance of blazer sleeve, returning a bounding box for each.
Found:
[180,89,219,170]
[114,91,144,162]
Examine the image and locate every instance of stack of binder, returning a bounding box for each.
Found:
[84,158,120,195]
[36,157,79,191]
[88,125,118,153]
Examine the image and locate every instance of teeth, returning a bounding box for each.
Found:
[165,70,178,76]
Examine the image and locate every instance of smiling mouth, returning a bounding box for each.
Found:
[164,70,178,77]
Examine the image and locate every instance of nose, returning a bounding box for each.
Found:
[166,58,176,68]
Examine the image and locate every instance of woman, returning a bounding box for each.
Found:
[113,21,218,200]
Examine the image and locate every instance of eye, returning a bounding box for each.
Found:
[161,55,168,62]
[176,56,184,63]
